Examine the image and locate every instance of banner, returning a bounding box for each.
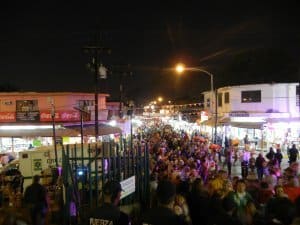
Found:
[0,112,16,122]
[40,110,80,122]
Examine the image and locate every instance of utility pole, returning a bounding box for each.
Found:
[214,89,218,144]
[83,39,110,207]
[50,98,58,167]
[73,106,90,153]
[83,45,110,142]
[111,64,132,119]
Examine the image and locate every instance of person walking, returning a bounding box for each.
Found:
[23,175,48,225]
[231,179,254,225]
[275,147,283,168]
[224,146,233,177]
[255,153,266,180]
[243,135,249,145]
[288,144,299,165]
[88,180,130,225]
[266,147,275,161]
[241,150,250,179]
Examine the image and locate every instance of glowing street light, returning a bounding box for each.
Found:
[175,63,217,143]
[157,97,163,102]
[175,63,185,73]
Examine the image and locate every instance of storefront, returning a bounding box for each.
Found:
[263,118,300,152]
[217,114,300,152]
[0,92,109,154]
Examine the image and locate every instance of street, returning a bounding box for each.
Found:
[227,149,290,178]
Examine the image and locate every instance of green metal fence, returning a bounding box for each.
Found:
[61,139,149,224]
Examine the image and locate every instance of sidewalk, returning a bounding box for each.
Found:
[224,151,290,178]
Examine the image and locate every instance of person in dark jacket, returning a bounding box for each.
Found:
[255,153,266,180]
[288,144,299,164]
[266,147,275,161]
[216,195,242,225]
[88,180,130,225]
[265,196,295,225]
[187,178,210,225]
[23,175,48,225]
[140,179,188,225]
[275,148,283,168]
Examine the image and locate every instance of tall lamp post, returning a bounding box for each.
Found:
[175,63,217,143]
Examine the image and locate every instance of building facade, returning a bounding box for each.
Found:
[0,92,108,124]
[0,92,109,153]
[202,83,300,150]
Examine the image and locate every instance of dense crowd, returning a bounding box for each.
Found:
[1,122,300,225]
[134,122,300,225]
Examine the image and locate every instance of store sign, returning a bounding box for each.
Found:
[0,112,16,122]
[229,111,250,117]
[16,111,40,122]
[2,100,13,106]
[200,111,209,122]
[40,110,80,122]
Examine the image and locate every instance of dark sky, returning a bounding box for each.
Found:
[1,1,300,105]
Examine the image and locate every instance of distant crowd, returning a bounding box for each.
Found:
[1,121,300,225]
[133,122,299,225]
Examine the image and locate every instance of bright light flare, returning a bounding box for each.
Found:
[108,120,117,126]
[175,63,185,73]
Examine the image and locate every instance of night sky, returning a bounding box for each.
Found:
[0,1,300,105]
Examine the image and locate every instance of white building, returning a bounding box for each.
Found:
[203,83,300,150]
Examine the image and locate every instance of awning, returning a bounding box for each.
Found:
[0,123,122,137]
[229,122,264,129]
[266,117,300,123]
[0,127,80,137]
[66,123,122,136]
[200,118,218,126]
[218,117,264,129]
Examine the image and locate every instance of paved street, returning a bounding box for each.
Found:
[225,150,290,178]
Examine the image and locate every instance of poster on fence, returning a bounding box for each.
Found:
[120,176,135,200]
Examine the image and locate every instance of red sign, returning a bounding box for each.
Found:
[40,111,80,122]
[200,111,209,122]
[0,112,16,122]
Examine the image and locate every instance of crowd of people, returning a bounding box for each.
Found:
[1,121,300,225]
[86,122,300,225]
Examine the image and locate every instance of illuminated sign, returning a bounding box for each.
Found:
[40,111,80,122]
[200,111,209,122]
[0,112,16,122]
